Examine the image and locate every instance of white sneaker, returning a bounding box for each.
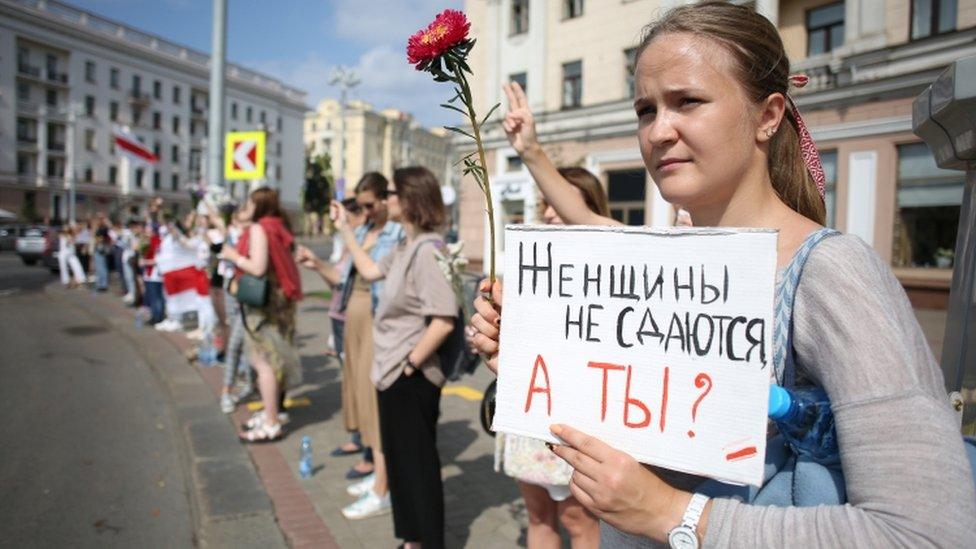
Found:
[122,293,135,305]
[346,473,376,497]
[243,409,291,430]
[341,490,391,520]
[220,393,235,414]
[155,319,181,332]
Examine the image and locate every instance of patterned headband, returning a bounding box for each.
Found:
[785,74,826,202]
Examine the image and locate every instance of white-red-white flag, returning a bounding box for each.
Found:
[113,125,158,165]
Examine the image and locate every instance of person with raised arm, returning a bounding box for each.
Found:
[469,3,976,547]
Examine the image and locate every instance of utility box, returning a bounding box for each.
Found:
[913,55,976,434]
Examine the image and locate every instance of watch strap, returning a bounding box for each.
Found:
[681,493,709,529]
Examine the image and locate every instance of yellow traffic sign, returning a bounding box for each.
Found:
[224,131,266,180]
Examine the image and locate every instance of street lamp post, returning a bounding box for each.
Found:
[61,102,84,224]
[328,66,360,197]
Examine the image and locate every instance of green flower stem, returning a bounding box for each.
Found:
[455,68,496,288]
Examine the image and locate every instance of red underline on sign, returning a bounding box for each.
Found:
[725,446,758,462]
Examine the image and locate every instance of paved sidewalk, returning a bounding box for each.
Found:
[276,267,526,548]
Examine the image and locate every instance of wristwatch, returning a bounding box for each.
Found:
[667,493,709,549]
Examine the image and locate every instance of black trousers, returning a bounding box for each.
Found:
[378,373,445,548]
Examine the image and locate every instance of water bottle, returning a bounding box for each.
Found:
[768,385,839,465]
[199,330,217,366]
[299,436,313,479]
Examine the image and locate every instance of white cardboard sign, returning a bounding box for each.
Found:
[493,225,778,486]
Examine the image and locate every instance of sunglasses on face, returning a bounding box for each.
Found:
[359,202,377,211]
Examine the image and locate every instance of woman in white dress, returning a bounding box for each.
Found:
[58,225,86,288]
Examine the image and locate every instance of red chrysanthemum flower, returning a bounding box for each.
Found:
[406,9,470,68]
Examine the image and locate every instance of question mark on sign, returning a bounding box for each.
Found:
[687,373,713,438]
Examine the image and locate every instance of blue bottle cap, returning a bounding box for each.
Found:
[768,385,791,419]
[301,435,311,443]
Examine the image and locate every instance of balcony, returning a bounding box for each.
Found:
[129,90,152,106]
[47,141,66,153]
[46,70,68,85]
[17,63,41,78]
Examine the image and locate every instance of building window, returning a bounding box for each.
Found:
[171,174,179,191]
[109,134,116,154]
[17,154,32,175]
[511,0,529,35]
[153,111,161,130]
[820,150,838,228]
[85,95,95,116]
[277,116,282,132]
[131,106,142,126]
[85,61,96,83]
[172,116,180,134]
[563,0,583,19]
[260,111,267,125]
[17,82,30,102]
[153,171,161,190]
[153,142,161,158]
[509,72,527,95]
[806,2,845,56]
[132,74,141,94]
[625,48,638,99]
[171,145,179,163]
[47,157,63,177]
[892,142,965,269]
[110,101,119,121]
[607,169,646,225]
[276,165,281,180]
[153,79,162,99]
[231,102,238,119]
[110,67,119,89]
[109,165,118,184]
[911,0,957,39]
[84,166,93,182]
[135,168,144,189]
[276,141,282,156]
[561,60,582,109]
[173,85,181,104]
[246,106,253,123]
[506,155,524,172]
[46,88,57,107]
[85,129,96,151]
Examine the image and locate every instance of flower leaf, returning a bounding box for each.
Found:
[444,126,476,140]
[440,103,467,116]
[480,102,501,127]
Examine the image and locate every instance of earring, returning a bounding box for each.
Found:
[764,128,776,139]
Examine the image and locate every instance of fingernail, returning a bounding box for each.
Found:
[550,424,563,435]
[545,442,554,452]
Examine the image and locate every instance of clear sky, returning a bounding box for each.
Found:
[69,0,465,128]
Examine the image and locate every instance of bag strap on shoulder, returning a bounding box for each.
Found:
[773,228,840,387]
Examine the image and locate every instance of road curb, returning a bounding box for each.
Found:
[47,283,287,548]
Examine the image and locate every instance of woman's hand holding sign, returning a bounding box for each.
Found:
[549,423,707,542]
[470,278,504,373]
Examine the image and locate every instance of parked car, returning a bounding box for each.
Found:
[0,224,25,252]
[41,229,61,273]
[15,226,49,265]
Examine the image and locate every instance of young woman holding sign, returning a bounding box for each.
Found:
[470,2,976,547]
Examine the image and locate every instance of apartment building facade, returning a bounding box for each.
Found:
[459,0,975,307]
[0,0,308,222]
[304,99,451,195]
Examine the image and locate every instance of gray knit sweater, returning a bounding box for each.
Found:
[601,234,976,548]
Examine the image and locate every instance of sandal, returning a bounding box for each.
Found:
[239,421,283,443]
[330,442,364,457]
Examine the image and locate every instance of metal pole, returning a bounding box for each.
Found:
[207,0,226,191]
[65,105,77,224]
[338,85,346,195]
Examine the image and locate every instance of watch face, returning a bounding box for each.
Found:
[668,526,699,549]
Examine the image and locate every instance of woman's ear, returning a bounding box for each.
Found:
[756,93,787,143]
